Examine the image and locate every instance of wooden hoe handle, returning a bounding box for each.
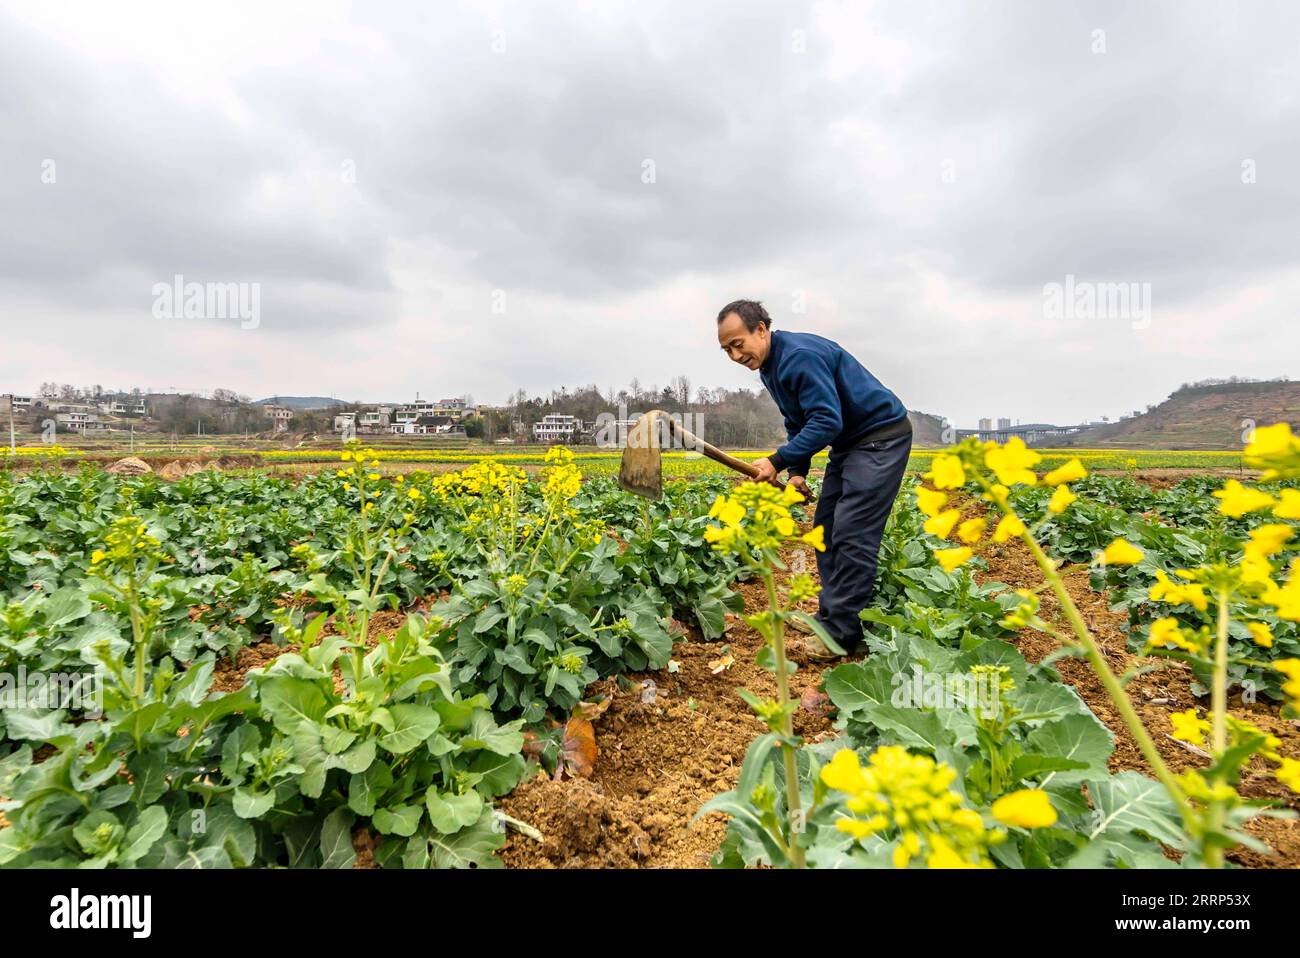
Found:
[662,417,812,500]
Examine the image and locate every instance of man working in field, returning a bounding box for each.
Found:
[716,300,912,659]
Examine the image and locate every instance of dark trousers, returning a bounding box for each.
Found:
[813,429,913,649]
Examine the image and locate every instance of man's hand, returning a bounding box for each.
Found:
[790,475,812,500]
[751,457,777,483]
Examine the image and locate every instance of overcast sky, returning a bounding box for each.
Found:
[2,0,1297,427]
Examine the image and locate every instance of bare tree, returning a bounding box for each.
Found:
[671,375,691,406]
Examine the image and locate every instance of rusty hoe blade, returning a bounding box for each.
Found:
[617,410,664,499]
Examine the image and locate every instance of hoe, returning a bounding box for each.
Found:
[617,409,807,501]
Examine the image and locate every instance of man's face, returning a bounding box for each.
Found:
[717,313,770,370]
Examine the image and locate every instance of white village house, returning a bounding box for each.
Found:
[532,414,584,443]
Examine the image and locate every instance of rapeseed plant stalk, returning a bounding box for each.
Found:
[916,425,1300,866]
[428,446,601,579]
[310,444,428,685]
[87,514,170,702]
[703,481,826,867]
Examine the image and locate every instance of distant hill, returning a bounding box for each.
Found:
[1060,380,1300,449]
[254,396,347,410]
[908,410,948,448]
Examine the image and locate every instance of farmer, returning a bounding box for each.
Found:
[716,299,912,658]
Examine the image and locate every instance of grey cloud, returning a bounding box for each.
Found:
[0,0,1297,425]
[0,15,394,327]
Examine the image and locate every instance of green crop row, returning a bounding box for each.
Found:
[0,455,745,868]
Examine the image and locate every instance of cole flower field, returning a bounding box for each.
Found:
[0,428,1296,868]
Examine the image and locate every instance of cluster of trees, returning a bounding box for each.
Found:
[149,394,270,436]
[35,383,152,403]
[34,384,255,404]
[1177,376,1291,392]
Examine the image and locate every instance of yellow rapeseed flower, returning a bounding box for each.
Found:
[1275,659,1300,704]
[1277,757,1300,794]
[704,483,824,556]
[1147,617,1201,655]
[1260,561,1300,621]
[1273,489,1300,520]
[1244,422,1296,459]
[956,517,987,545]
[822,746,994,868]
[991,513,1025,543]
[927,836,984,869]
[982,483,1010,506]
[1240,551,1276,588]
[1246,524,1294,557]
[1043,458,1087,486]
[821,748,870,794]
[936,546,973,572]
[836,817,878,839]
[1247,621,1274,648]
[1047,485,1077,514]
[1212,479,1276,518]
[1148,569,1208,612]
[915,486,949,518]
[925,454,967,490]
[702,525,735,549]
[1100,538,1143,565]
[924,508,961,540]
[984,438,1041,487]
[991,789,1057,829]
[709,495,746,527]
[1170,708,1210,747]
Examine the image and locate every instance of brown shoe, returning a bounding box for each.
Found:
[784,613,847,659]
[787,634,840,661]
[785,615,815,636]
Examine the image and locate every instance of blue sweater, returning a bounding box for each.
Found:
[759,330,908,476]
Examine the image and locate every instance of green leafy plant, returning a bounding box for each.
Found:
[693,480,831,868]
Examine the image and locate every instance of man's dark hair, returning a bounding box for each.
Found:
[716,299,772,332]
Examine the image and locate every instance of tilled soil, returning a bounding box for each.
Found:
[973,534,1300,869]
[199,497,1299,870]
[499,566,846,869]
[203,579,845,870]
[502,501,1300,870]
